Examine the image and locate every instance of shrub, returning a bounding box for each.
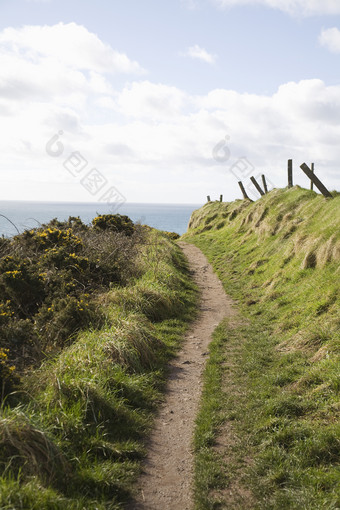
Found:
[34,295,103,348]
[162,231,180,240]
[82,228,142,286]
[0,301,13,326]
[0,348,19,400]
[0,257,46,317]
[42,216,88,233]
[1,318,35,352]
[0,214,141,368]
[16,227,83,254]
[92,214,135,236]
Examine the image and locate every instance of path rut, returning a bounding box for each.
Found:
[126,241,235,510]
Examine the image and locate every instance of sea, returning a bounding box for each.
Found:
[0,201,202,238]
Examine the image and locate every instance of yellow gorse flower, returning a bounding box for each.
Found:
[4,270,21,278]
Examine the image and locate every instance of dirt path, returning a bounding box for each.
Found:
[126,242,235,510]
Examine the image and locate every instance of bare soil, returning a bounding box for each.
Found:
[126,242,235,510]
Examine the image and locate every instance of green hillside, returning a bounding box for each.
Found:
[184,187,340,510]
[0,217,197,509]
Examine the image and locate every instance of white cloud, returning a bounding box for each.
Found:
[0,22,145,74]
[180,44,217,64]
[89,78,340,200]
[0,22,144,123]
[115,81,188,119]
[0,22,339,203]
[212,0,340,16]
[319,27,340,53]
[94,96,117,110]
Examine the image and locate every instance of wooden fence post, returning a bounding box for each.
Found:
[238,181,253,201]
[310,163,314,191]
[220,195,223,202]
[288,159,293,188]
[250,176,265,197]
[261,174,268,194]
[207,195,211,202]
[300,163,333,198]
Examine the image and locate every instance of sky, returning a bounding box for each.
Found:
[1,0,340,204]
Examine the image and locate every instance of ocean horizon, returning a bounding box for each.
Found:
[0,200,203,237]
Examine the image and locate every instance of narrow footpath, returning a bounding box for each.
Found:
[126,242,235,510]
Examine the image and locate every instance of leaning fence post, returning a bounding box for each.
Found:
[310,163,314,191]
[238,181,253,201]
[261,174,268,194]
[288,159,293,188]
[300,163,333,198]
[250,176,265,197]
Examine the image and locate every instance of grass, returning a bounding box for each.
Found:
[194,319,256,510]
[185,186,340,509]
[0,228,198,509]
[193,321,234,510]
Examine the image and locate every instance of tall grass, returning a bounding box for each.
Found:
[185,186,340,509]
[0,227,197,508]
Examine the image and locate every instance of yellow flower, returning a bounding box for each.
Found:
[5,270,20,278]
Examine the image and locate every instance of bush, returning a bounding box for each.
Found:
[0,348,19,400]
[92,214,135,236]
[35,295,102,347]
[0,215,141,368]
[0,257,46,317]
[162,231,180,240]
[42,216,88,233]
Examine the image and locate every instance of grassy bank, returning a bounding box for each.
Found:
[184,187,340,509]
[0,220,197,509]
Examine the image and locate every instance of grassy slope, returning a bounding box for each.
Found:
[183,187,340,510]
[0,230,197,509]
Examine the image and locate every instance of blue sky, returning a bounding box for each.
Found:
[1,0,340,204]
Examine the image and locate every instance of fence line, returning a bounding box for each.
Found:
[206,159,334,203]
